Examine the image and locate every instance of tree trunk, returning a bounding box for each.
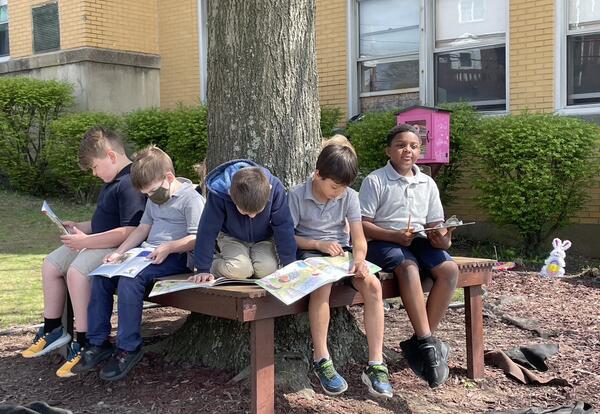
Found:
[153,0,369,395]
[205,0,321,188]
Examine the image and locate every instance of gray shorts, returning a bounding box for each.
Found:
[46,245,115,277]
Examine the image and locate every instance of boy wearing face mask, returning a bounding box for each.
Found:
[75,145,205,381]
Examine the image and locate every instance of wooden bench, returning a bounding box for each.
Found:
[148,256,494,414]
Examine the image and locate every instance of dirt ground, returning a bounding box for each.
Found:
[1,271,598,414]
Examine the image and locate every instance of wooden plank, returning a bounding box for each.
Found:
[251,318,275,414]
[464,285,485,379]
[150,290,239,320]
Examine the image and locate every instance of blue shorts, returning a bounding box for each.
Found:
[366,238,452,274]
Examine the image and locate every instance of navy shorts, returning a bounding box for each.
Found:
[366,237,452,274]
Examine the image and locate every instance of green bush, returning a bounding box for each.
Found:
[124,108,170,150]
[46,113,123,203]
[473,113,600,252]
[0,77,74,193]
[320,106,343,138]
[165,105,208,181]
[346,110,397,180]
[436,103,482,205]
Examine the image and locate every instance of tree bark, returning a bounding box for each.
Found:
[205,0,321,188]
[153,0,369,395]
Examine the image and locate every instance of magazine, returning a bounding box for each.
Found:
[148,277,256,297]
[255,254,381,305]
[41,200,71,235]
[88,247,154,278]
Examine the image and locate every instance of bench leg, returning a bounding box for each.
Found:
[251,318,275,414]
[464,286,484,379]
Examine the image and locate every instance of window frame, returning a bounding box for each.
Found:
[31,2,61,54]
[0,0,9,62]
[556,0,600,115]
[348,0,509,117]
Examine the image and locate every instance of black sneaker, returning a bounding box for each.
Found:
[417,338,450,388]
[400,335,450,388]
[72,341,113,373]
[99,348,144,381]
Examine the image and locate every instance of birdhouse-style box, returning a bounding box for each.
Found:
[396,106,451,164]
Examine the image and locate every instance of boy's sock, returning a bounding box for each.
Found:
[76,331,87,345]
[416,333,434,344]
[368,361,384,366]
[314,355,330,363]
[43,317,62,334]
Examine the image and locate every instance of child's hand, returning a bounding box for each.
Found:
[149,244,171,265]
[60,227,88,251]
[104,252,123,263]
[316,240,344,256]
[394,229,415,246]
[427,227,454,249]
[350,260,369,279]
[188,273,215,284]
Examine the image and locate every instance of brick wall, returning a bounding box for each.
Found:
[157,0,200,108]
[315,0,348,119]
[509,0,555,113]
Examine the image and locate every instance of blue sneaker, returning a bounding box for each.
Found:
[22,326,71,358]
[313,358,348,396]
[361,363,393,398]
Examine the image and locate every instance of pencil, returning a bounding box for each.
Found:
[406,214,411,233]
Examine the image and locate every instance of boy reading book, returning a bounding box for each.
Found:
[74,145,205,381]
[22,127,146,379]
[287,137,393,398]
[359,124,459,388]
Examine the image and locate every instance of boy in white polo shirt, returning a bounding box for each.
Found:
[359,124,459,388]
[288,138,393,399]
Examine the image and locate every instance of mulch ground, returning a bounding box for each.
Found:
[1,271,598,413]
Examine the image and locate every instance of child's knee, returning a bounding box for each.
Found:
[356,277,382,301]
[434,261,459,288]
[252,256,278,278]
[394,260,420,281]
[213,256,254,279]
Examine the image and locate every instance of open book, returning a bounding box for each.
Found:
[409,215,475,234]
[89,247,154,278]
[41,200,71,235]
[148,277,256,297]
[255,254,381,305]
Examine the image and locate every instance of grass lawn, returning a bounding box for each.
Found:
[0,189,94,329]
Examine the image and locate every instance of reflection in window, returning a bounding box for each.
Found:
[567,33,600,105]
[0,1,9,57]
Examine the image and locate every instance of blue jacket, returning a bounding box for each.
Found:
[194,159,296,273]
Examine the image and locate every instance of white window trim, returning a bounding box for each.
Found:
[555,0,600,115]
[348,0,509,115]
[197,0,208,103]
[0,0,9,61]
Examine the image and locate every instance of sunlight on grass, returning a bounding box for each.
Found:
[0,190,95,329]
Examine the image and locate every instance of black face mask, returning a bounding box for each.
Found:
[149,181,171,205]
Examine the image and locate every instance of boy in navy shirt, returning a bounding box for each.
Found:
[22,127,146,378]
[190,160,296,283]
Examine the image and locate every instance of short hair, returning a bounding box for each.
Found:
[321,134,356,154]
[386,124,419,146]
[230,167,271,213]
[130,145,175,190]
[78,127,126,170]
[316,144,358,186]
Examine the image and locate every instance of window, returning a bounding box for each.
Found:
[32,3,60,53]
[0,0,9,58]
[358,0,420,94]
[434,0,507,110]
[566,0,600,106]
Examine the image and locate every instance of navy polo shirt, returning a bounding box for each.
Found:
[91,164,146,234]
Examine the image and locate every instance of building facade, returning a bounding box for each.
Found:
[1,0,599,253]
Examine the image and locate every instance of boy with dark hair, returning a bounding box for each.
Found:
[74,145,205,380]
[359,124,459,388]
[189,160,296,283]
[22,127,146,378]
[288,139,393,398]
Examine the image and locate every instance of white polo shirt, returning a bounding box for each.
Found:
[358,162,444,234]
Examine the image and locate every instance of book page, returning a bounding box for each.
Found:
[89,247,153,278]
[41,200,70,235]
[149,279,203,297]
[304,254,382,276]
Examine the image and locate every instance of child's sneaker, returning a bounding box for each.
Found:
[361,363,393,398]
[21,326,71,358]
[313,358,348,396]
[56,341,84,378]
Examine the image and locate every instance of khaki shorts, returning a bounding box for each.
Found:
[46,245,115,277]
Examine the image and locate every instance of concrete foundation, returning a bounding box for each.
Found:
[0,47,160,113]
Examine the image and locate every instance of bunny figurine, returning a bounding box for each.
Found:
[540,238,572,277]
